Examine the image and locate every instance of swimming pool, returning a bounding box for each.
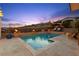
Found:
[21,33,60,50]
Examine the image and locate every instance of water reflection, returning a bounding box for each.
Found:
[21,33,59,49]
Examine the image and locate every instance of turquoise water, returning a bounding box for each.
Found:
[21,33,60,49]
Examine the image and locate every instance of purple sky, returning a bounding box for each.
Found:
[0,3,71,27]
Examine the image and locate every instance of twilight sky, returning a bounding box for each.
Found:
[0,3,71,27]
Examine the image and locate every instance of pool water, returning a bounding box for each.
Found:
[21,33,60,50]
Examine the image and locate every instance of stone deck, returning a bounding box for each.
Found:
[36,35,79,56]
[0,38,33,56]
[0,35,79,56]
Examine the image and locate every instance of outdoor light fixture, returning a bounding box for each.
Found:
[15,29,18,32]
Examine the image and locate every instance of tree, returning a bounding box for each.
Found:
[62,20,72,28]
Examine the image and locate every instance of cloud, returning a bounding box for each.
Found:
[2,21,25,27]
[2,16,66,27]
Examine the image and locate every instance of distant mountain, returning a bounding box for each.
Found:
[1,17,25,28]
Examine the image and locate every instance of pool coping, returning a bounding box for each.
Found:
[18,38,36,55]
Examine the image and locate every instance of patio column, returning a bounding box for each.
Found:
[0,8,3,39]
[0,18,1,39]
